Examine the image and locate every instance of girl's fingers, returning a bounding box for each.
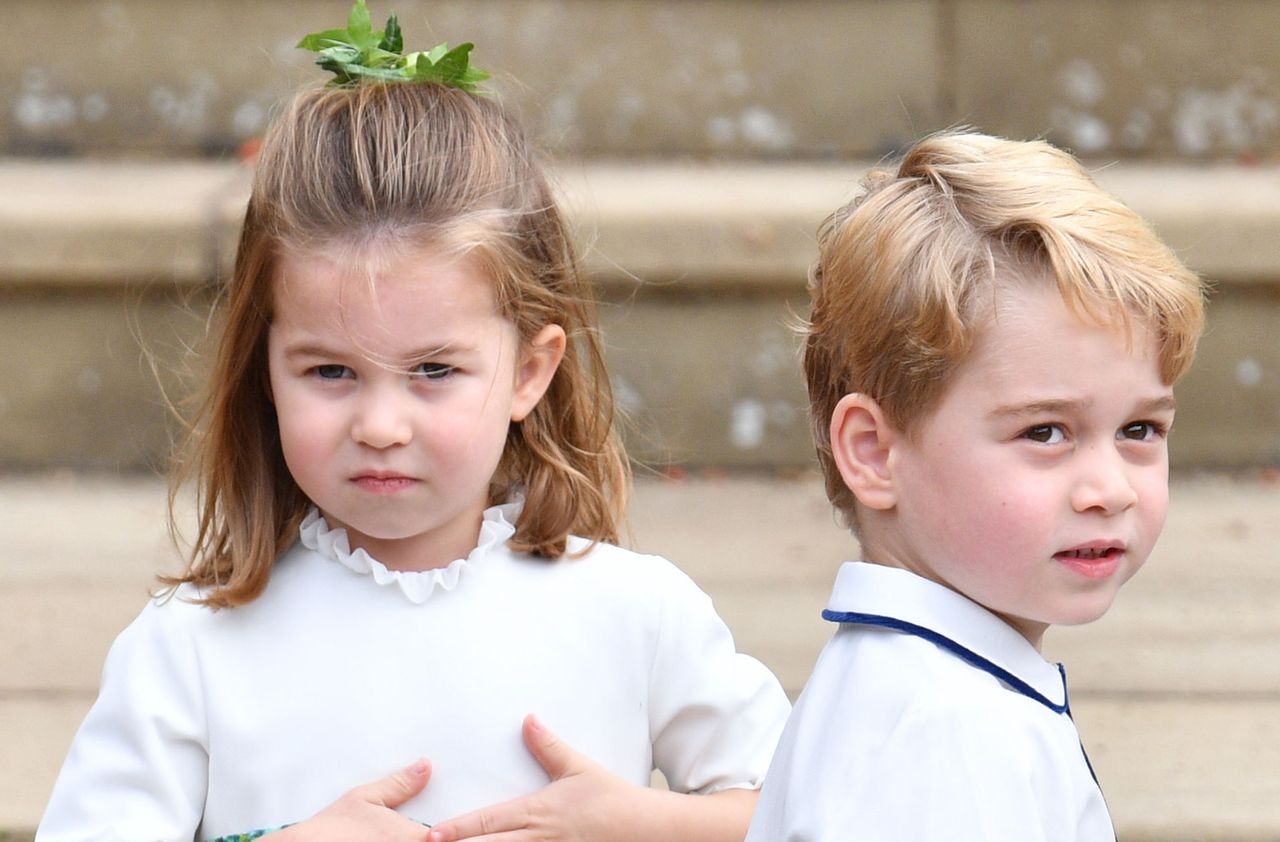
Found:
[522,714,590,781]
[430,830,526,842]
[428,797,533,842]
[349,758,433,809]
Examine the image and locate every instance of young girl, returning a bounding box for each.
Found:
[37,9,789,841]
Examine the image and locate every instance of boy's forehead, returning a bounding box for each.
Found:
[981,267,1148,343]
[953,282,1163,398]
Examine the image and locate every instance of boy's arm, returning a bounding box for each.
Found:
[426,715,758,842]
[856,700,1088,842]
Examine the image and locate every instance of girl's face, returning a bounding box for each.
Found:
[267,243,564,571]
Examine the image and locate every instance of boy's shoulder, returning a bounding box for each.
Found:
[755,563,1110,839]
[801,630,1059,771]
[810,562,1071,719]
[811,605,1056,727]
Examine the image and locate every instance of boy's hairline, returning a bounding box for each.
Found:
[862,263,1173,434]
[827,274,1183,536]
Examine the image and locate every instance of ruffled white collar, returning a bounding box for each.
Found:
[298,502,520,605]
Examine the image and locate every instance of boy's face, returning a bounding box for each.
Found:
[881,283,1175,647]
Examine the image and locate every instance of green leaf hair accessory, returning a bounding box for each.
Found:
[297,0,490,92]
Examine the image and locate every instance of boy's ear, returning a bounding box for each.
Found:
[829,393,898,511]
[511,324,567,422]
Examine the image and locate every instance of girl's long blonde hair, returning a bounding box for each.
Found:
[164,81,628,608]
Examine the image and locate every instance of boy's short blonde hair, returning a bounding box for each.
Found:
[805,131,1206,528]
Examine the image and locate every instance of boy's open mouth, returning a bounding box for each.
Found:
[1054,546,1122,560]
[1053,544,1126,579]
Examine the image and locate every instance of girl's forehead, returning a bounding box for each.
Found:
[274,242,497,311]
[269,243,509,350]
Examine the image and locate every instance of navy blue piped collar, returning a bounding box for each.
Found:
[821,609,1071,714]
[821,562,1069,710]
[822,563,1107,793]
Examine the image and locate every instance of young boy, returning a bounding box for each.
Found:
[745,131,1205,841]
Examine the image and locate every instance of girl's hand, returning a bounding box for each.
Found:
[427,715,758,842]
[271,759,434,841]
[426,715,647,842]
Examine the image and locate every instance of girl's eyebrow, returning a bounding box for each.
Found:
[988,394,1177,419]
[399,343,472,365]
[280,340,473,362]
[280,341,342,359]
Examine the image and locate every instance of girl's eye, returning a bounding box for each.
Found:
[1022,424,1066,445]
[412,363,455,380]
[314,364,351,380]
[1120,421,1165,442]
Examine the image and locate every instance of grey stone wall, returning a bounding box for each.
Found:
[6,0,1279,160]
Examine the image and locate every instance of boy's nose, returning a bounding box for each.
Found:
[1070,443,1139,515]
[351,389,414,448]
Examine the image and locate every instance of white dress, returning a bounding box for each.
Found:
[746,562,1114,842]
[39,502,790,841]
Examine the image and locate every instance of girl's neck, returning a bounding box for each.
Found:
[327,504,488,572]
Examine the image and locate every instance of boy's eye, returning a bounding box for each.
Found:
[1120,421,1165,441]
[314,364,352,380]
[1022,424,1066,445]
[412,363,455,380]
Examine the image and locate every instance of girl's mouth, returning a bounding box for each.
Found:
[352,475,418,493]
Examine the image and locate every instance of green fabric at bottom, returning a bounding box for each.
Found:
[206,828,289,842]
[207,819,430,841]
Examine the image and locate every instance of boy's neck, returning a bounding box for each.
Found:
[857,529,1049,650]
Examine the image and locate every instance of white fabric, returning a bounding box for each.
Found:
[746,562,1114,842]
[39,503,790,842]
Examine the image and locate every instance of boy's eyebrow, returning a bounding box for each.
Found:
[988,399,1086,420]
[1134,394,1178,414]
[989,394,1177,419]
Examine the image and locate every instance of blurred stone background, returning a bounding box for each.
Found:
[2,2,1279,840]
[2,0,1279,471]
[7,1,1280,160]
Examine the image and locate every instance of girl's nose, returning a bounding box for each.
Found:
[351,389,413,449]
[1070,444,1139,515]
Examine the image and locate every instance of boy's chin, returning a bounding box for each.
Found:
[1045,595,1123,630]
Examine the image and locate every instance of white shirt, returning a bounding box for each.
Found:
[746,562,1114,842]
[39,503,790,842]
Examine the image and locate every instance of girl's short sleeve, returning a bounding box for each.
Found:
[37,599,209,842]
[644,562,790,794]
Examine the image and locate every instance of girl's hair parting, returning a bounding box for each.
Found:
[804,130,1207,528]
[164,81,628,608]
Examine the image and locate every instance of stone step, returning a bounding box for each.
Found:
[3,158,1279,469]
[2,472,1277,839]
[6,159,1280,287]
